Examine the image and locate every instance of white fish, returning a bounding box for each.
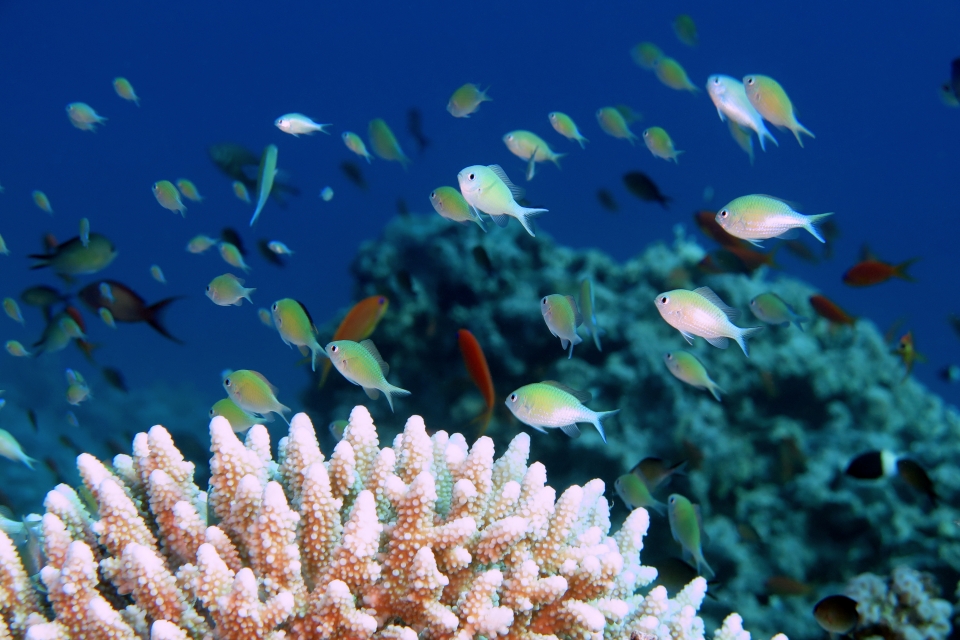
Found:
[267,241,294,255]
[274,113,331,137]
[655,286,763,357]
[716,195,834,246]
[456,165,547,237]
[706,75,778,151]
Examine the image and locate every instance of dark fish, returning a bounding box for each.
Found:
[736,521,762,544]
[783,239,819,263]
[208,142,300,198]
[472,246,493,273]
[340,161,367,190]
[78,280,184,343]
[717,245,779,273]
[43,457,66,485]
[623,172,670,208]
[813,595,858,634]
[101,366,128,392]
[29,234,117,276]
[896,458,937,504]
[26,409,38,432]
[765,575,812,597]
[20,285,65,309]
[940,364,960,383]
[406,108,431,154]
[614,104,643,124]
[631,457,686,491]
[257,239,285,267]
[221,228,247,255]
[58,434,83,456]
[845,450,893,480]
[951,57,960,102]
[596,188,618,212]
[809,294,856,326]
[693,211,744,248]
[396,198,410,217]
[950,314,960,339]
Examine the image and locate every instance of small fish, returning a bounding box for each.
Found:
[272,298,325,370]
[209,397,267,434]
[66,102,107,131]
[783,239,819,263]
[505,381,617,442]
[32,190,53,214]
[267,241,294,256]
[18,286,63,312]
[340,161,367,189]
[447,83,491,118]
[654,57,699,93]
[101,366,128,392]
[257,307,273,328]
[596,107,638,144]
[219,241,251,273]
[232,181,252,204]
[257,239,285,267]
[65,411,79,428]
[99,282,115,303]
[749,293,807,330]
[765,576,813,597]
[342,132,374,163]
[29,234,118,276]
[59,316,86,339]
[328,420,348,441]
[664,351,723,401]
[324,340,411,411]
[891,331,926,380]
[368,118,410,168]
[845,450,897,480]
[743,75,814,146]
[896,457,937,503]
[0,234,8,255]
[622,172,671,208]
[206,274,255,306]
[667,494,713,577]
[939,364,960,383]
[147,265,166,284]
[503,130,566,168]
[458,329,495,433]
[5,340,30,357]
[250,144,278,226]
[596,189,618,212]
[843,254,918,287]
[673,14,698,47]
[0,429,36,468]
[633,457,687,491]
[186,234,217,254]
[275,113,331,137]
[726,120,755,164]
[541,294,583,358]
[706,75,778,151]
[153,180,187,216]
[939,82,959,108]
[615,104,643,124]
[430,186,486,230]
[176,179,204,202]
[113,77,140,105]
[655,287,763,357]
[406,107,431,154]
[223,370,291,424]
[630,42,663,70]
[615,472,665,514]
[457,165,547,237]
[320,186,334,202]
[319,295,390,387]
[716,195,833,246]
[548,112,588,148]
[809,294,856,326]
[579,278,602,351]
[3,298,23,325]
[813,595,859,634]
[78,218,91,247]
[643,127,683,163]
[98,307,116,329]
[78,280,183,343]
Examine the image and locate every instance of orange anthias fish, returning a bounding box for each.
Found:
[457,329,495,435]
[809,294,856,327]
[892,331,926,381]
[842,253,919,287]
[318,295,390,387]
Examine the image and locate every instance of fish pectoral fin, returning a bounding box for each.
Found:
[490,214,511,228]
[706,336,730,349]
[363,387,380,400]
[680,330,696,345]
[560,424,581,439]
[560,338,569,350]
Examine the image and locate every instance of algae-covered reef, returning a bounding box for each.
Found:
[303,214,960,639]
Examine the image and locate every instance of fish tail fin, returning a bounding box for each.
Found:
[144,297,185,344]
[736,326,764,358]
[551,153,567,169]
[384,384,412,412]
[672,150,685,163]
[627,133,638,146]
[591,409,619,443]
[804,212,834,243]
[469,405,495,437]
[23,455,38,470]
[649,499,667,516]
[577,136,589,149]
[592,328,602,352]
[793,316,809,332]
[758,123,778,150]
[893,258,920,282]
[697,553,716,579]
[708,382,724,402]
[792,121,815,146]
[516,207,548,237]
[249,206,263,226]
[318,360,333,388]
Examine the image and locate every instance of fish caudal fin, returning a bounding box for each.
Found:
[793,316,809,332]
[145,297,186,344]
[591,409,619,443]
[550,153,567,169]
[803,212,834,243]
[383,383,412,412]
[515,206,548,237]
[708,382,724,402]
[791,121,815,147]
[735,326,764,357]
[757,123,778,151]
[893,258,920,282]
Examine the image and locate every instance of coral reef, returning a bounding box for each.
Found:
[0,405,780,639]
[844,566,952,640]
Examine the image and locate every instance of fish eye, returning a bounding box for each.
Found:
[660,296,669,304]
[272,303,278,311]
[669,496,677,504]
[430,191,436,199]
[331,345,339,353]
[719,210,728,218]
[224,378,231,387]
[209,409,215,417]
[666,353,673,360]
[378,297,385,304]
[541,297,548,305]
[746,77,754,84]
[468,173,475,180]
[205,285,211,291]
[509,394,517,402]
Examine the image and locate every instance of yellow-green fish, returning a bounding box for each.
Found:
[579,278,602,351]
[505,381,617,442]
[654,57,699,93]
[663,351,723,401]
[716,195,833,246]
[668,494,714,577]
[79,218,90,247]
[342,132,373,163]
[99,307,116,329]
[34,312,74,354]
[32,190,53,214]
[749,292,807,330]
[541,294,583,359]
[29,234,118,276]
[673,14,698,47]
[596,107,638,144]
[186,234,217,254]
[3,298,23,325]
[275,113,331,137]
[272,298,325,371]
[219,241,251,272]
[743,75,814,146]
[655,287,763,357]
[251,144,278,226]
[206,273,255,306]
[150,264,166,283]
[0,234,8,255]
[615,472,665,514]
[65,368,91,406]
[257,307,273,328]
[707,75,777,151]
[368,119,410,168]
[630,42,663,70]
[66,102,107,131]
[59,317,85,340]
[153,180,186,216]
[223,370,291,424]
[457,164,547,237]
[5,340,30,357]
[232,181,252,204]
[113,77,140,106]
[209,397,267,434]
[447,83,491,118]
[99,282,114,303]
[643,127,684,163]
[324,339,411,411]
[328,419,348,441]
[176,179,204,202]
[0,429,36,469]
[727,120,755,165]
[429,186,486,230]
[548,112,589,149]
[267,241,294,256]
[503,130,566,168]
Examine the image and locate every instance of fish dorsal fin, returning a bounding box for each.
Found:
[859,244,877,262]
[542,380,591,403]
[249,370,278,394]
[295,299,316,330]
[487,165,525,200]
[755,194,801,211]
[224,273,243,285]
[565,295,583,327]
[359,339,389,375]
[693,287,739,320]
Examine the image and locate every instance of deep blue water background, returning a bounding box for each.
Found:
[0,1,958,447]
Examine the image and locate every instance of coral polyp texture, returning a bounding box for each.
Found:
[0,405,780,640]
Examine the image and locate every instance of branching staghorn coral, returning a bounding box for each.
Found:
[0,406,782,639]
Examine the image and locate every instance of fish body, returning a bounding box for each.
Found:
[615,472,665,514]
[267,241,294,256]
[458,329,495,432]
[541,294,583,358]
[843,257,918,287]
[342,131,373,163]
[5,340,30,357]
[447,83,491,118]
[3,298,23,325]
[99,307,116,329]
[0,234,7,255]
[630,42,663,69]
[29,234,117,276]
[219,242,251,272]
[368,119,410,168]
[596,107,638,144]
[892,331,926,379]
[548,112,588,148]
[223,370,290,424]
[209,397,267,434]
[206,274,255,306]
[232,181,252,203]
[113,77,140,105]
[750,293,806,330]
[429,186,487,230]
[153,181,186,216]
[505,381,617,442]
[654,58,699,92]
[623,172,670,208]
[324,339,410,411]
[320,186,334,201]
[319,296,390,387]
[271,298,324,370]
[21,285,65,309]
[655,286,762,356]
[643,127,683,162]
[716,195,833,245]
[250,144,278,226]
[809,294,856,326]
[176,179,203,202]
[743,75,814,146]
[66,102,107,131]
[78,280,183,342]
[457,165,547,237]
[673,14,698,46]
[32,190,53,214]
[664,351,723,401]
[813,595,859,634]
[503,130,566,167]
[0,429,36,468]
[78,218,91,247]
[579,278,602,351]
[706,75,777,151]
[667,494,713,577]
[275,113,331,136]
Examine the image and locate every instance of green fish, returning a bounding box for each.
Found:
[29,234,118,276]
[548,112,589,148]
[325,339,411,411]
[206,274,255,306]
[673,14,698,47]
[716,195,834,246]
[429,186,487,231]
[654,57,699,93]
[368,118,410,168]
[643,127,684,163]
[655,287,763,357]
[579,278,602,351]
[668,494,714,577]
[272,298,325,371]
[541,294,582,359]
[596,107,638,144]
[328,419,348,441]
[447,83,491,118]
[5,340,30,357]
[223,370,291,424]
[209,397,267,434]
[503,130,566,168]
[663,351,724,401]
[342,132,373,163]
[743,75,814,146]
[251,144,278,226]
[3,298,23,325]
[153,180,186,216]
[505,381,618,443]
[219,241,251,273]
[457,165,547,237]
[0,429,37,469]
[615,472,665,514]
[749,293,807,330]
[630,42,663,70]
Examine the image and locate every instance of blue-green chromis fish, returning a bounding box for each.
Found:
[596,107,638,145]
[716,195,833,246]
[176,179,203,202]
[368,118,410,168]
[153,180,186,216]
[219,242,252,273]
[206,274,255,306]
[548,112,589,148]
[5,340,31,357]
[457,165,547,237]
[0,429,36,468]
[655,286,763,357]
[272,298,325,371]
[429,186,487,231]
[250,144,278,226]
[630,42,663,70]
[706,75,777,151]
[99,307,116,329]
[615,472,665,514]
[275,113,331,137]
[743,75,814,146]
[668,494,714,577]
[673,14,698,47]
[663,351,723,401]
[579,278,602,351]
[324,339,411,411]
[503,130,566,168]
[3,298,23,325]
[541,294,582,358]
[750,293,807,330]
[447,83,491,118]
[209,397,267,434]
[150,265,166,283]
[29,234,118,276]
[505,381,617,443]
[342,132,373,163]
[643,127,683,163]
[223,370,290,424]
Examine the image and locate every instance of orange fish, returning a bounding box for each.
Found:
[457,329,495,434]
[693,210,745,248]
[843,254,918,287]
[892,331,926,381]
[809,294,856,326]
[319,295,390,387]
[765,575,813,597]
[65,305,99,360]
[723,244,780,271]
